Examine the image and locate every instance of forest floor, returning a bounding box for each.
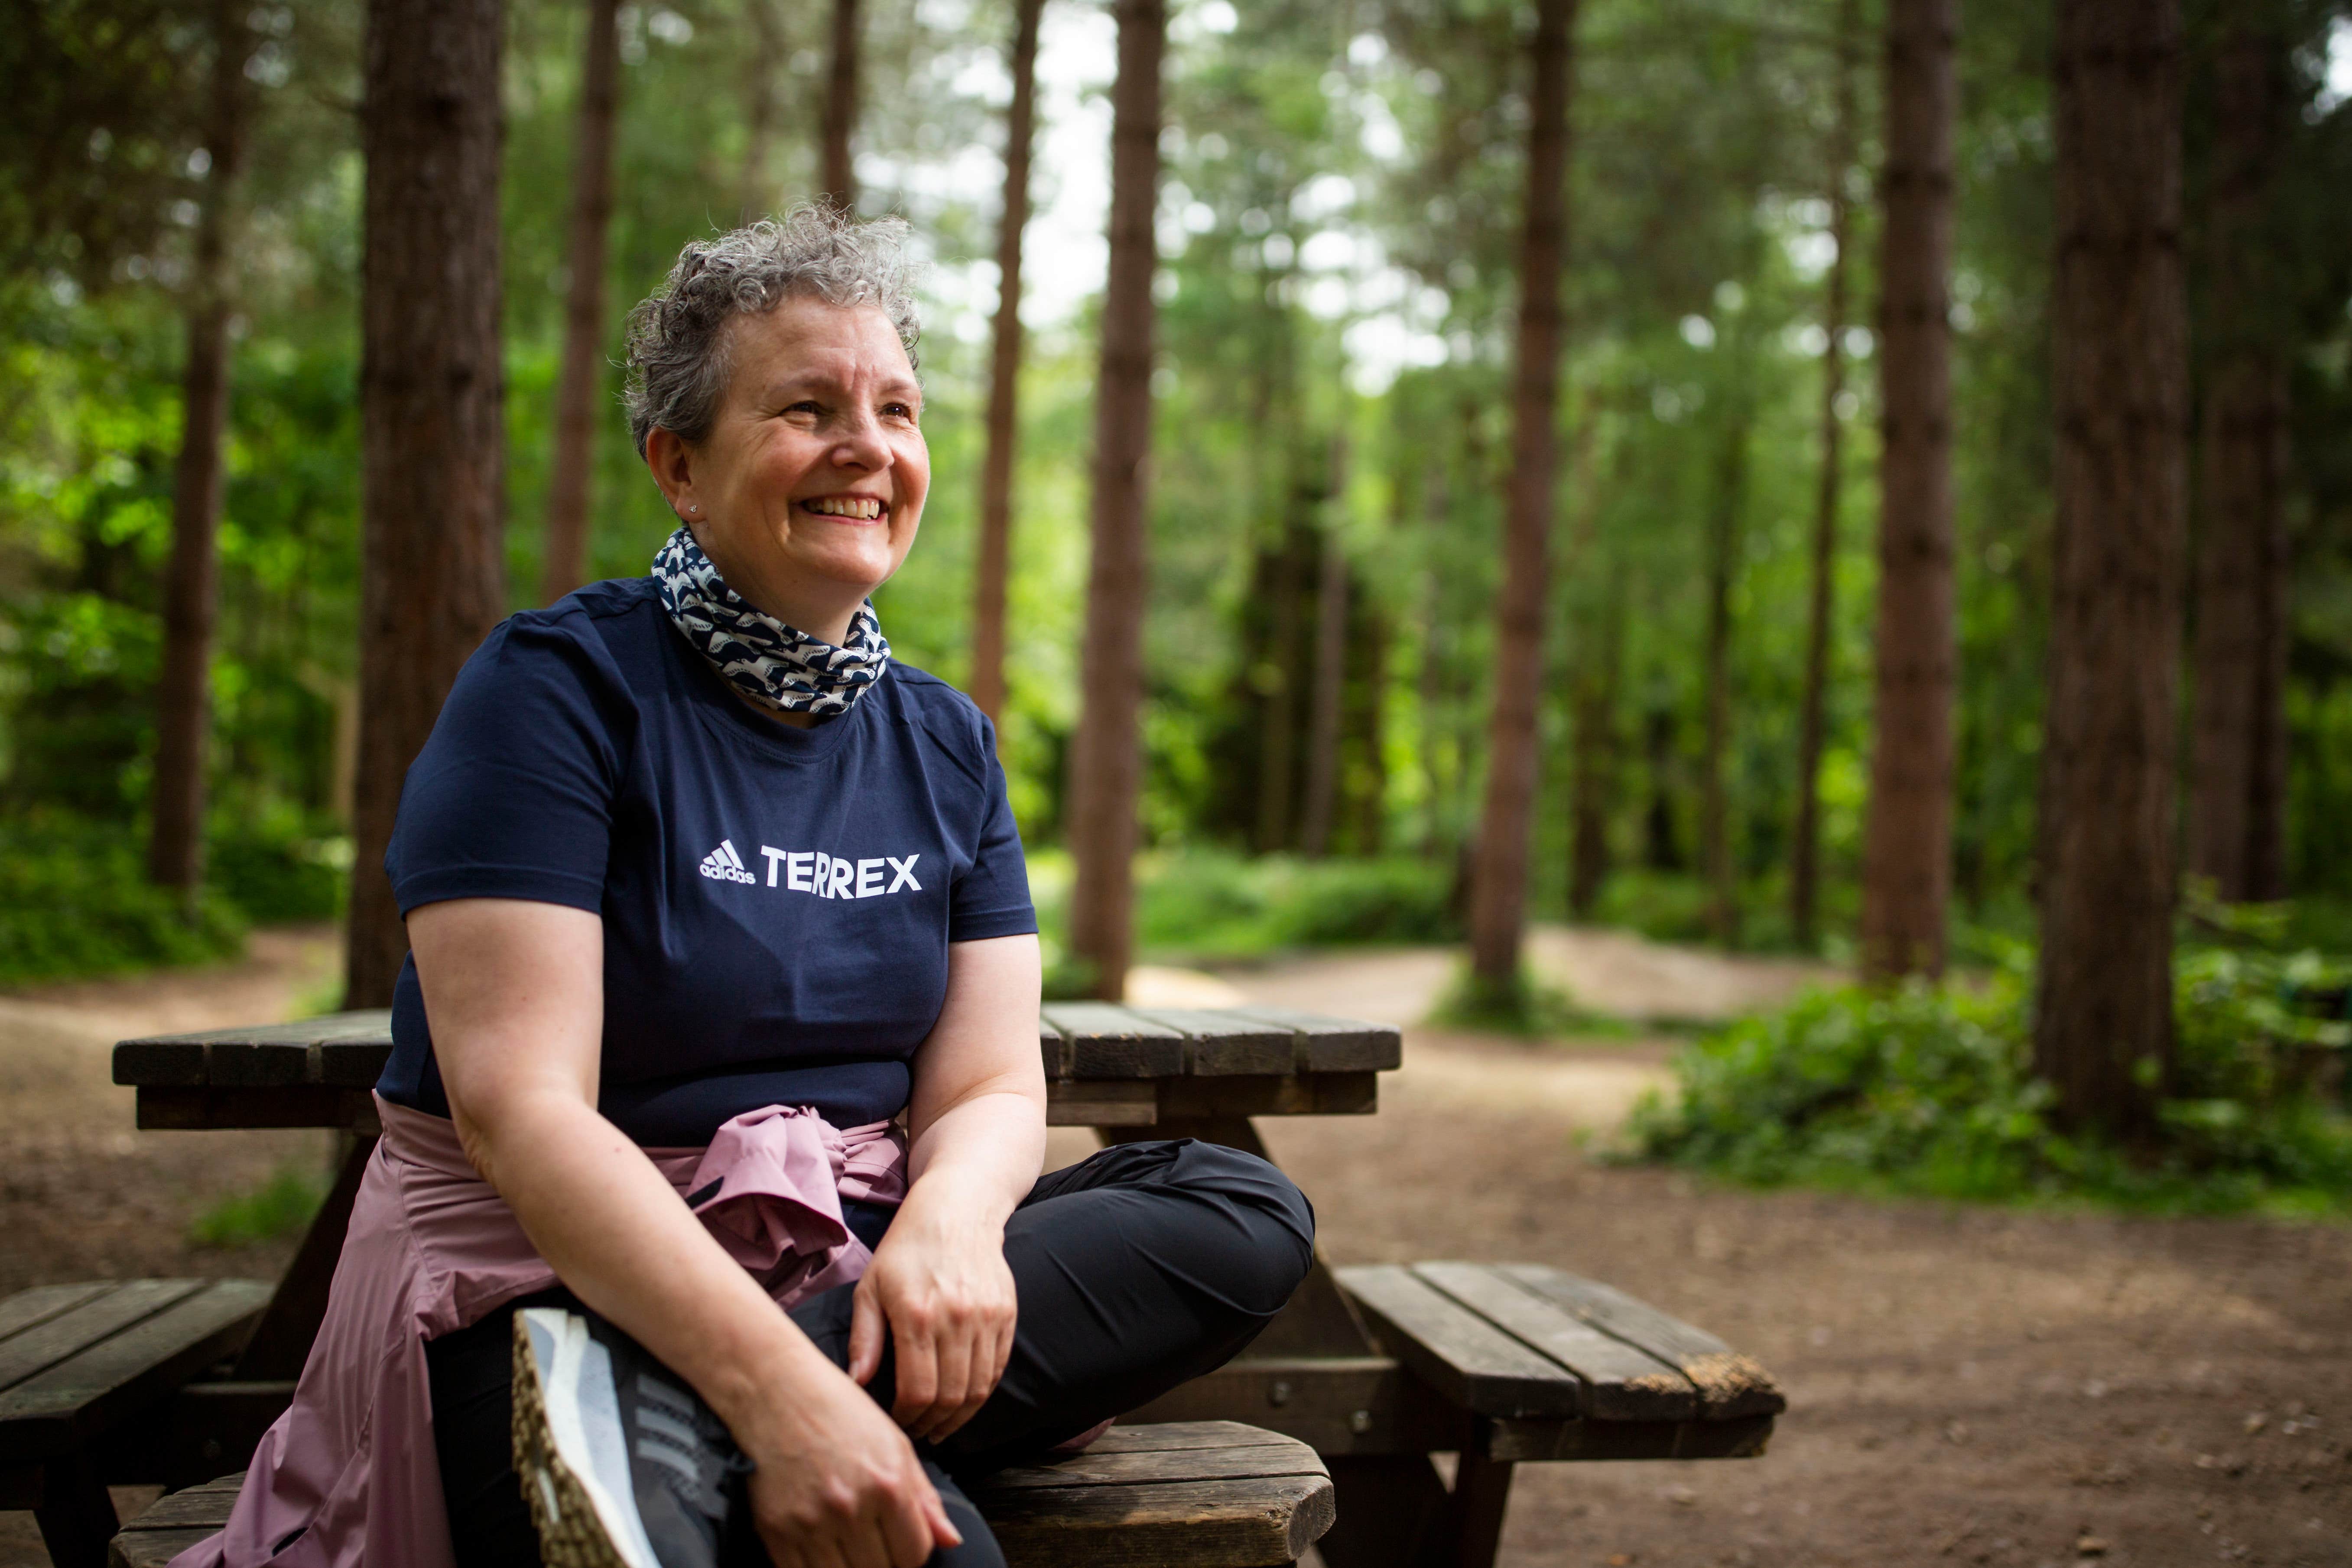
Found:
[2,928,2346,1567]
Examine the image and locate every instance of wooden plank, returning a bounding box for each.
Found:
[1158,1073,1377,1120]
[1083,1420,1306,1454]
[977,1473,1334,1568]
[1037,1015,1071,1080]
[1123,1357,1470,1458]
[135,1087,376,1132]
[1410,1263,1699,1423]
[0,1282,270,1462]
[115,1013,391,1052]
[1333,1266,1582,1421]
[110,1474,244,1531]
[111,1526,221,1568]
[0,1282,203,1394]
[1129,1010,1296,1077]
[1043,1003,1187,1079]
[1482,1412,1775,1463]
[1232,1008,1403,1073]
[1045,1081,1157,1126]
[147,1380,296,1490]
[204,1042,314,1088]
[1498,1265,1784,1420]
[0,1285,117,1347]
[317,1039,398,1089]
[980,1440,1327,1492]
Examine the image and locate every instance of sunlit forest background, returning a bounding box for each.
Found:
[7,0,2352,1204]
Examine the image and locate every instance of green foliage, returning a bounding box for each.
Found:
[1425,963,1636,1039]
[1133,852,1459,963]
[189,1160,327,1248]
[0,814,245,987]
[208,818,349,923]
[1629,946,2352,1214]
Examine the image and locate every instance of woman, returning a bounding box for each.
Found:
[179,208,1314,1568]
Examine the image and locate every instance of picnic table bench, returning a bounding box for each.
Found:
[92,1002,1782,1568]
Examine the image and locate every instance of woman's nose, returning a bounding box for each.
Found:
[829,411,890,471]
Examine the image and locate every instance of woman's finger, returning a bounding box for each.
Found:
[917,1470,962,1550]
[878,1477,938,1568]
[916,1329,975,1441]
[848,1280,887,1386]
[889,1315,939,1428]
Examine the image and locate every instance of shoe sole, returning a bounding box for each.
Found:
[511,1307,663,1568]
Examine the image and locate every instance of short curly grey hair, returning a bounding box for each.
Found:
[622,205,923,457]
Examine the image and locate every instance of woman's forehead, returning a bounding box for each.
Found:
[729,299,914,388]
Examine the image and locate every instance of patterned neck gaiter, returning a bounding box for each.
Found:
[651,524,893,719]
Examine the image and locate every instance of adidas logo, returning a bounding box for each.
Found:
[697,840,757,883]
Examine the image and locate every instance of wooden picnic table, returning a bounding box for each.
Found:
[112,1003,1778,1568]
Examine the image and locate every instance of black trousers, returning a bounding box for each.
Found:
[426,1137,1316,1568]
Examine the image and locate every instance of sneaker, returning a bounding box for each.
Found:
[510,1305,750,1568]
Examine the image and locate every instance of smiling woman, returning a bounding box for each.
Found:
[169,206,1316,1568]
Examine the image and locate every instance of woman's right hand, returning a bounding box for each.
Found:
[735,1351,962,1568]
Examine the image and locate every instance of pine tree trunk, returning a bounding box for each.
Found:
[148,0,251,896]
[1699,414,1747,949]
[738,0,783,218]
[1300,511,1350,859]
[2032,0,2188,1141]
[970,0,1043,730]
[822,0,859,210]
[1857,0,1958,980]
[538,0,621,607]
[1789,0,1859,951]
[1254,523,1303,854]
[1563,403,1612,921]
[1466,0,1576,988]
[1065,0,1164,1002]
[345,0,509,1010]
[2188,15,2290,904]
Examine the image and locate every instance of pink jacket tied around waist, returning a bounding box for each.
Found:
[172,1095,907,1568]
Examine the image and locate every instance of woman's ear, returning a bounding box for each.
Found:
[644,427,699,521]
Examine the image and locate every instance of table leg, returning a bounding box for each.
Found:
[32,1452,117,1568]
[1317,1455,1453,1568]
[231,1134,377,1380]
[1447,1452,1515,1568]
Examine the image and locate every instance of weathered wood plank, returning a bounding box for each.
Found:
[981,1441,1327,1491]
[1483,1411,1775,1463]
[1045,1081,1157,1126]
[204,1042,314,1088]
[1410,1262,1699,1422]
[110,1525,221,1568]
[134,1087,378,1132]
[1121,1357,1470,1458]
[0,1282,205,1395]
[106,1475,244,1568]
[1157,1073,1377,1120]
[1498,1265,1784,1419]
[1129,1010,1296,1077]
[0,1285,117,1347]
[1043,1003,1187,1079]
[1334,1266,1583,1420]
[0,1282,270,1460]
[1231,1008,1403,1073]
[976,1474,1334,1568]
[1038,1016,1072,1080]
[1079,1420,1303,1455]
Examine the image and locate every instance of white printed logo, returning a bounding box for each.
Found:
[697,840,757,884]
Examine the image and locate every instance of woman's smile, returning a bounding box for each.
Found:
[801,494,889,521]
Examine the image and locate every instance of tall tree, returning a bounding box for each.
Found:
[1465,0,1576,992]
[1788,0,1861,951]
[1300,510,1350,858]
[2187,10,2290,904]
[147,0,253,896]
[1065,0,1165,1000]
[1699,405,1749,949]
[1563,400,1615,920]
[822,0,860,209]
[1856,0,1958,980]
[969,0,1045,730]
[345,0,509,1009]
[738,0,786,218]
[537,0,622,606]
[2033,0,2189,1140]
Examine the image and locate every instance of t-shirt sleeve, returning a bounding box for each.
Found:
[385,617,624,916]
[948,716,1038,942]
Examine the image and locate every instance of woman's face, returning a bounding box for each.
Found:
[654,297,928,633]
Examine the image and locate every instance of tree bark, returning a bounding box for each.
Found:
[1857,0,1958,980]
[1564,403,1613,920]
[538,0,621,607]
[2188,13,2290,904]
[1065,0,1163,1001]
[821,0,859,210]
[970,0,1044,730]
[1699,412,1747,949]
[148,0,252,896]
[346,0,509,1010]
[2033,0,2188,1141]
[738,0,784,219]
[1300,508,1350,859]
[1789,0,1859,952]
[1465,0,1576,988]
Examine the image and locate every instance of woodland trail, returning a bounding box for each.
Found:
[2,931,2344,1567]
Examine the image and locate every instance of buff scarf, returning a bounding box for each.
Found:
[651,525,892,719]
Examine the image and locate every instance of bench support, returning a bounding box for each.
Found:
[33,1452,120,1568]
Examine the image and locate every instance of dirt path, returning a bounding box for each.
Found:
[4,931,2346,1567]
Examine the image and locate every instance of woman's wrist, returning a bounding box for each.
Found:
[693,1305,848,1443]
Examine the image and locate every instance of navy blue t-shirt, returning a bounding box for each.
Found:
[376,575,1037,1146]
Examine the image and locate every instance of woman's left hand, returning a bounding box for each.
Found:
[848,1192,1019,1443]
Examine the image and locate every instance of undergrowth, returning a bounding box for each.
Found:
[1626,941,2352,1215]
[189,1161,328,1248]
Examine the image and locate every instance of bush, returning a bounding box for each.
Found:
[208,818,350,922]
[0,814,247,987]
[1133,853,1459,962]
[1628,945,2352,1214]
[189,1162,328,1248]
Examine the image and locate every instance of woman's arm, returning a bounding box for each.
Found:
[411,897,955,1568]
[849,933,1047,1441]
